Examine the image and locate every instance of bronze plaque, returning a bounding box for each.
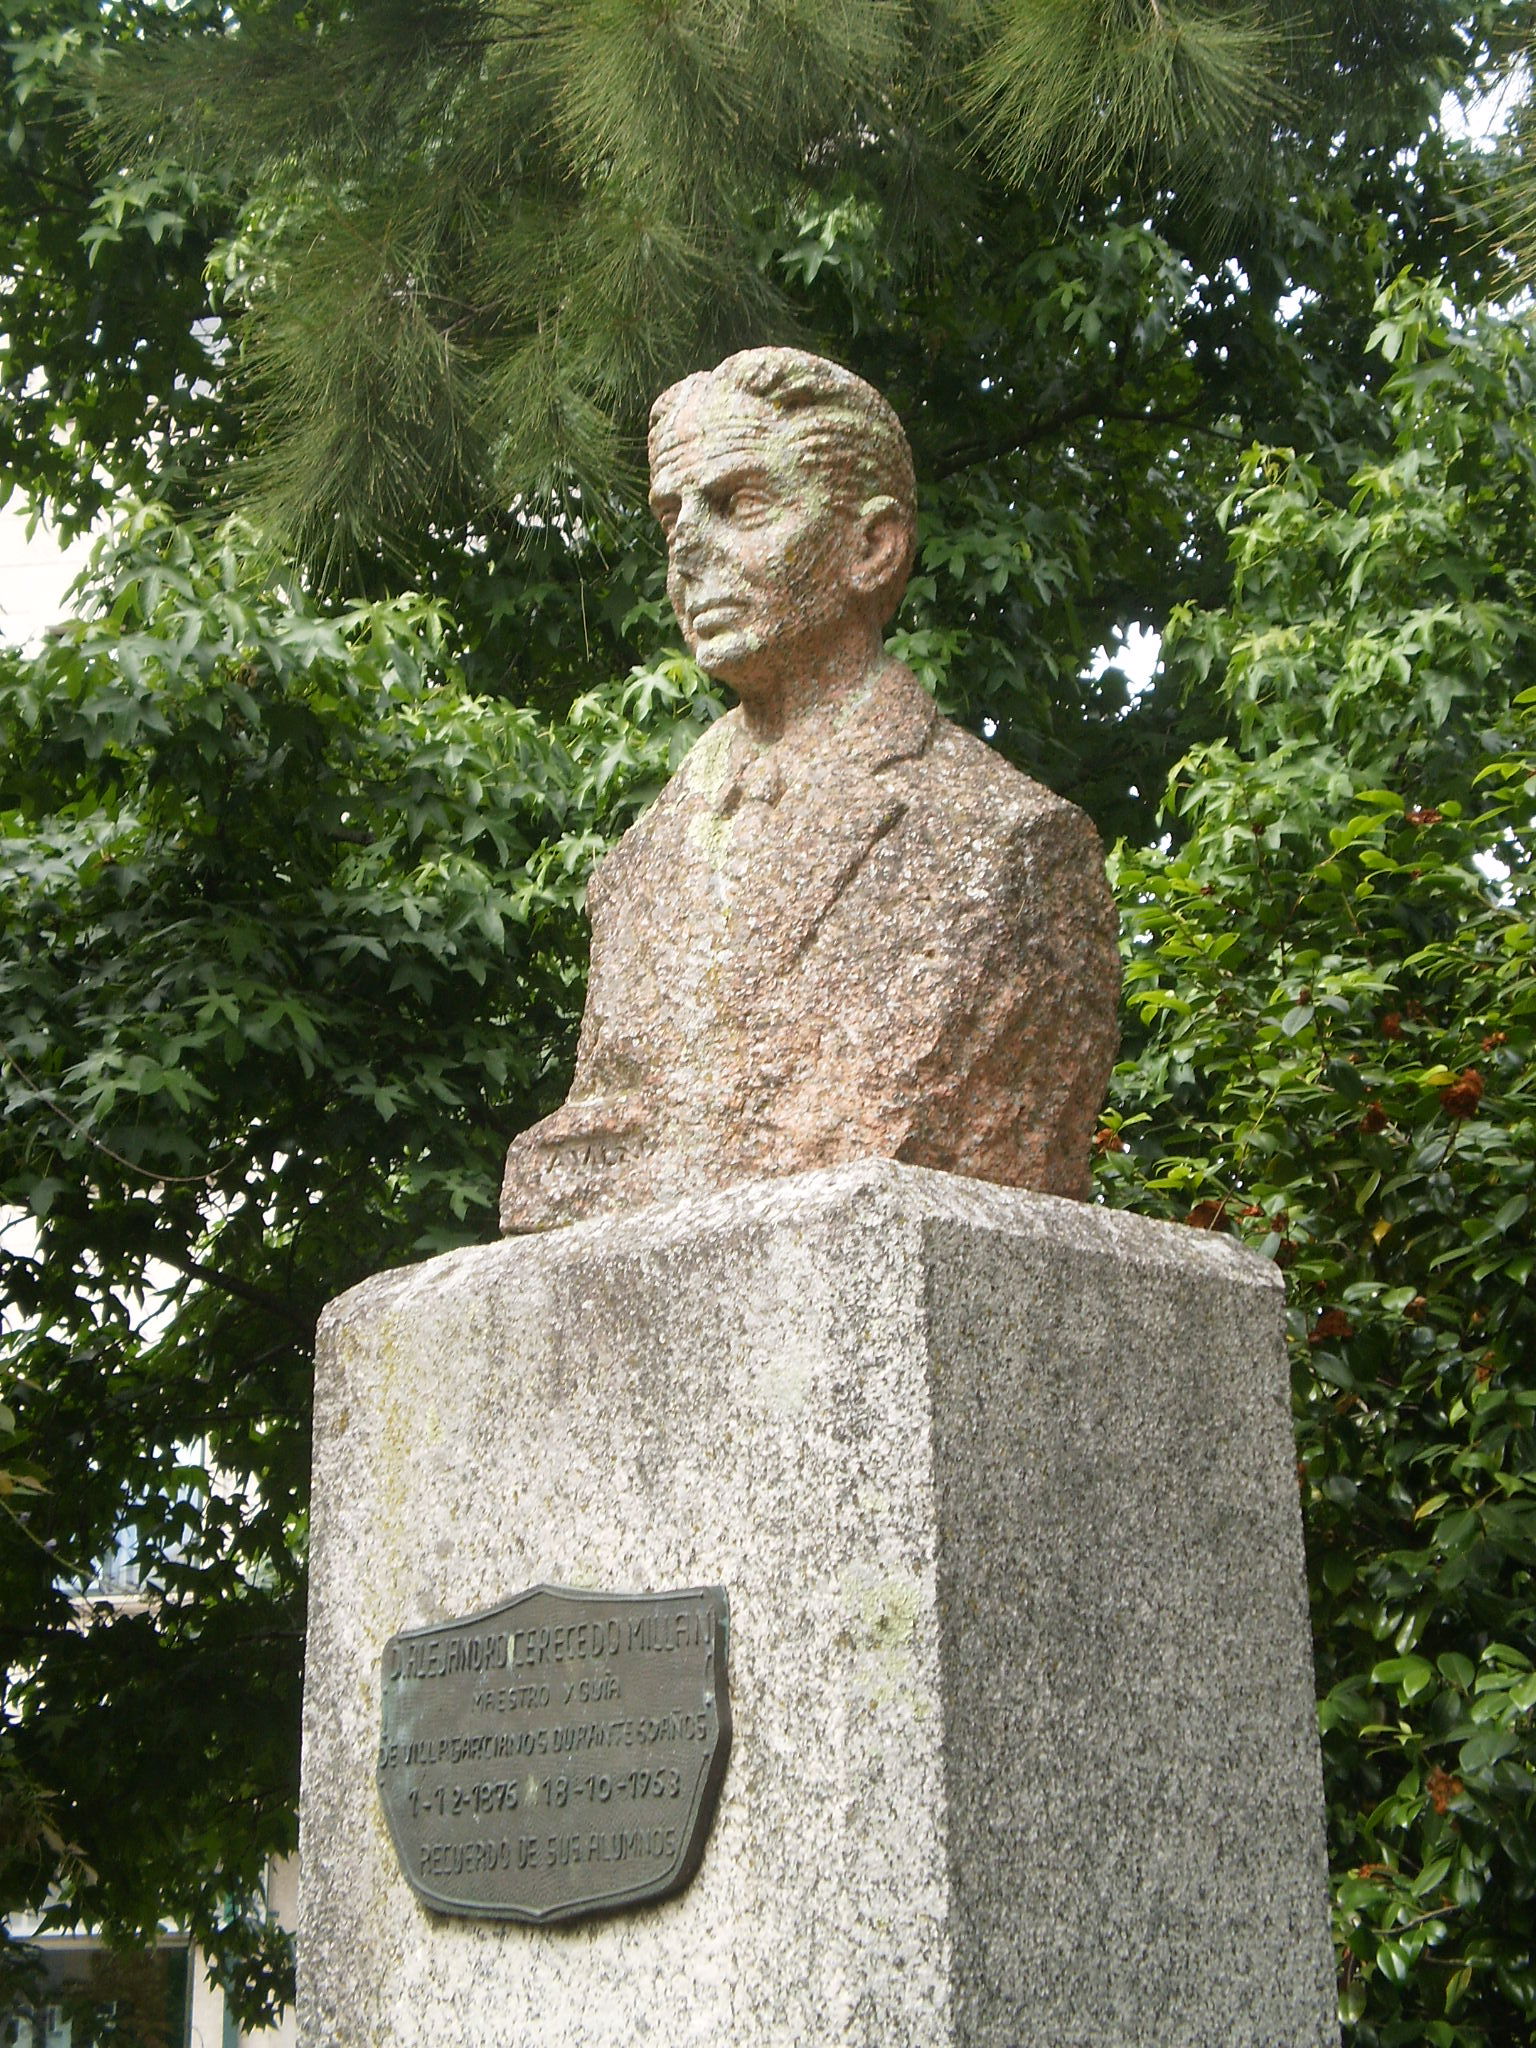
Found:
[376,1583,730,1923]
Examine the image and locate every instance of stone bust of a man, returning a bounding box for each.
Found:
[500,348,1119,1232]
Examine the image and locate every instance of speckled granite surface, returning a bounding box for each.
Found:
[299,1161,1336,2047]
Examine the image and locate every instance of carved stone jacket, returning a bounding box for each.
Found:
[501,659,1119,1231]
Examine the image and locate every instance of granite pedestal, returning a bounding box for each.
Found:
[298,1160,1337,2047]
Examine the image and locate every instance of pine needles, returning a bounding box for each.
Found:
[86,0,916,567]
[79,0,1404,568]
[963,0,1283,201]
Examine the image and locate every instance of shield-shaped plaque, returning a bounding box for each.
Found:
[376,1583,730,1923]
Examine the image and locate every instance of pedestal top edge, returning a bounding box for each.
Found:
[318,1159,1280,1342]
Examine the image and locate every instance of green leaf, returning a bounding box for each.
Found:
[1372,1655,1436,1701]
[1459,1726,1520,1773]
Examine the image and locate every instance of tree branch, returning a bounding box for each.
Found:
[924,390,1236,480]
[152,1247,317,1336]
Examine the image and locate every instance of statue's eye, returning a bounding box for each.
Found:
[724,487,771,521]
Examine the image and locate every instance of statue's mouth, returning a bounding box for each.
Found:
[690,601,746,632]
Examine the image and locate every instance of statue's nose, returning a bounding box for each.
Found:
[668,493,714,569]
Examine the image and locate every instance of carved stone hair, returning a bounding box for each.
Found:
[648,347,917,533]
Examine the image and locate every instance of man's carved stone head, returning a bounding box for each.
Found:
[647,348,917,707]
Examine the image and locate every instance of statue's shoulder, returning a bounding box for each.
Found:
[919,708,1089,839]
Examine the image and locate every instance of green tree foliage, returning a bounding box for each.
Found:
[1107,281,1536,2044]
[0,508,720,2018]
[75,0,1518,565]
[0,0,237,531]
[1,0,1534,2035]
[9,0,1522,834]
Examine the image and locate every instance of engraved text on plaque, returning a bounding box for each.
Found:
[376,1583,730,1923]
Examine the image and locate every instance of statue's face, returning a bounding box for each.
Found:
[648,387,860,696]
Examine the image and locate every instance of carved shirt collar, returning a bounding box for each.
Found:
[700,660,937,819]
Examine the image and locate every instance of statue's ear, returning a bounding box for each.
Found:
[850,495,915,618]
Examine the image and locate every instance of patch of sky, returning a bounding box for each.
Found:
[0,500,95,648]
[1087,619,1161,706]
[1441,66,1527,148]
